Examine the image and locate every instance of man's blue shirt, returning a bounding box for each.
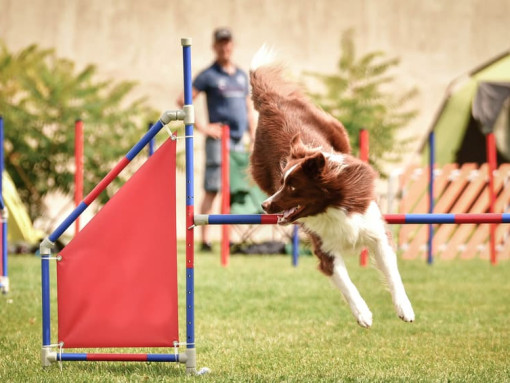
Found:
[193,62,249,140]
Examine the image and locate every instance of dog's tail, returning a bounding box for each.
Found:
[250,43,277,72]
[250,45,303,113]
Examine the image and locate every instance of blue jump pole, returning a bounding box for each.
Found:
[292,225,299,267]
[0,116,7,294]
[427,131,435,265]
[148,122,155,157]
[181,37,196,375]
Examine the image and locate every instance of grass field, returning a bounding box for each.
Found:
[1,245,509,382]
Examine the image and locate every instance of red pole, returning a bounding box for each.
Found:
[486,132,497,265]
[360,129,369,163]
[74,120,84,235]
[221,125,230,267]
[360,129,369,267]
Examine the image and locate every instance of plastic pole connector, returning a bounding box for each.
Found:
[193,214,209,226]
[41,347,57,367]
[160,110,186,125]
[183,105,195,125]
[186,348,196,375]
[40,237,55,255]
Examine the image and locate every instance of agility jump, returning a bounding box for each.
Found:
[40,38,197,373]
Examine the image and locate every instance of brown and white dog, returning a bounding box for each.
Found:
[249,46,414,328]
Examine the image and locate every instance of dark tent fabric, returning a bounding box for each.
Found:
[472,82,510,134]
[421,50,510,165]
[455,115,508,165]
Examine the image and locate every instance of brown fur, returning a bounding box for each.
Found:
[250,65,375,218]
[308,232,335,276]
[250,66,352,196]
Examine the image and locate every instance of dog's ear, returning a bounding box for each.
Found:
[302,152,325,177]
[290,133,307,159]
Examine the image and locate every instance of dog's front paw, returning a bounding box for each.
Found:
[353,306,373,328]
[394,296,415,323]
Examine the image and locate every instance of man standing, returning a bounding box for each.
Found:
[178,27,256,251]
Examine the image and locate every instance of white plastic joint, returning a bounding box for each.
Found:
[181,37,192,47]
[178,352,188,363]
[185,348,196,375]
[160,110,186,125]
[193,215,208,226]
[40,237,55,256]
[41,346,57,367]
[1,208,8,220]
[0,276,9,293]
[184,105,195,125]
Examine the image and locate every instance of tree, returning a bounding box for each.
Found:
[307,30,418,176]
[0,40,166,220]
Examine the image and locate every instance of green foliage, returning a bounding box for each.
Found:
[308,30,418,176]
[0,40,161,220]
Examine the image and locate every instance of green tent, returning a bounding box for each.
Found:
[422,50,510,165]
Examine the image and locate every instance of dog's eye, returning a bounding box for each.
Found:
[288,184,296,192]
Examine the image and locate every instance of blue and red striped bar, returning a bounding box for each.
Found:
[57,353,179,362]
[194,214,281,226]
[194,213,510,226]
[384,213,510,224]
[48,119,167,243]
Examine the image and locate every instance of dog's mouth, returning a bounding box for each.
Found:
[278,205,304,224]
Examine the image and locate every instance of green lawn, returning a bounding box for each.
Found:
[1,247,509,382]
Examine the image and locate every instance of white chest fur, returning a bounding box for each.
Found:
[299,201,386,256]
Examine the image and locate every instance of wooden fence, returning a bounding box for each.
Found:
[392,163,510,260]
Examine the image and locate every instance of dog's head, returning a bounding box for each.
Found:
[261,134,339,224]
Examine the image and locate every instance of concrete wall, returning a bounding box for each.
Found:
[1,0,509,239]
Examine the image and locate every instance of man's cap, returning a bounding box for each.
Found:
[213,28,233,42]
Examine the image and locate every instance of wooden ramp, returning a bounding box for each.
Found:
[391,163,510,260]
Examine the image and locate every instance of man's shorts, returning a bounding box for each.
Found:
[204,137,245,193]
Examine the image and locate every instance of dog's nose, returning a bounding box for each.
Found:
[261,200,270,212]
